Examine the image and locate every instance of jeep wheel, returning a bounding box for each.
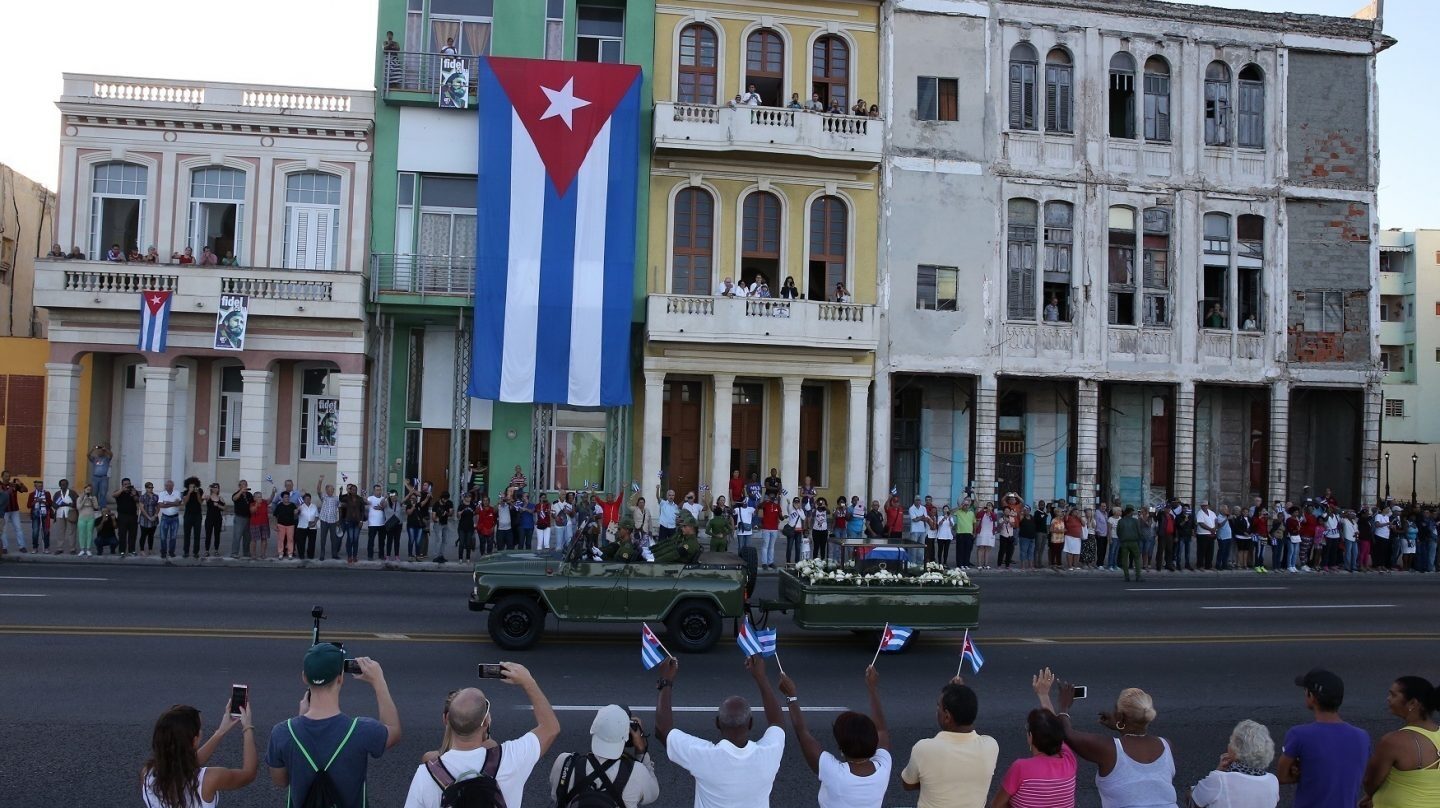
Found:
[665,601,723,653]
[488,595,545,650]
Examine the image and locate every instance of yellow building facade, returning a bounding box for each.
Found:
[0,165,55,489]
[637,1,882,515]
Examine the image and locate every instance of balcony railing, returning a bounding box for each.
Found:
[371,253,475,301]
[381,52,479,101]
[647,294,877,350]
[654,101,882,163]
[66,74,372,118]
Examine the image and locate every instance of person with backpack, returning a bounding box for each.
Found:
[403,663,560,807]
[267,644,401,807]
[548,705,659,807]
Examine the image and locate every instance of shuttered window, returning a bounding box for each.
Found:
[1044,50,1073,133]
[1006,199,1038,320]
[1204,61,1231,146]
[1143,57,1171,143]
[1237,65,1265,149]
[671,187,714,295]
[1007,43,1039,130]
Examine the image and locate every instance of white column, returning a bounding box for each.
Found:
[44,363,83,488]
[846,379,869,499]
[973,373,998,502]
[1268,380,1289,504]
[870,369,892,503]
[1076,379,1100,507]
[140,366,178,487]
[780,378,803,500]
[1174,380,1197,505]
[334,373,367,487]
[1361,381,1382,505]
[642,371,664,495]
[710,373,735,497]
[238,369,274,489]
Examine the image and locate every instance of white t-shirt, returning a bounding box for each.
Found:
[683,501,704,522]
[158,489,183,517]
[1373,512,1391,539]
[548,752,660,808]
[665,726,785,808]
[402,733,541,808]
[297,503,319,529]
[1197,509,1218,535]
[818,748,891,808]
[908,505,928,533]
[1189,769,1279,808]
[736,506,756,536]
[367,495,386,527]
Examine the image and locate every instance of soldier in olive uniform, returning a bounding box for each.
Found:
[601,516,640,563]
[654,510,704,563]
[706,507,734,552]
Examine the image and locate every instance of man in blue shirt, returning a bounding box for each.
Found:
[1277,668,1370,808]
[656,487,679,542]
[268,643,401,806]
[87,443,112,502]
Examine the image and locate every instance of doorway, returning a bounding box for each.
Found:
[661,380,702,498]
[731,383,765,484]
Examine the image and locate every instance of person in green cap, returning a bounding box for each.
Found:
[266,643,401,806]
[601,516,640,563]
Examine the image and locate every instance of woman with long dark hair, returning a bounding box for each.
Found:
[1364,676,1440,806]
[141,699,255,808]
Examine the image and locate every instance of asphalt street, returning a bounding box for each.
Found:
[1,560,1435,807]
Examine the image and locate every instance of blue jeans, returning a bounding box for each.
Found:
[737,532,752,553]
[159,514,180,557]
[0,511,23,552]
[1285,541,1299,568]
[407,526,423,557]
[1271,541,1286,570]
[1344,541,1359,571]
[1175,536,1192,568]
[31,513,50,550]
[343,520,360,559]
[1105,538,1120,568]
[1426,538,1437,572]
[1018,537,1035,562]
[92,473,110,503]
[1216,539,1232,569]
[760,529,777,566]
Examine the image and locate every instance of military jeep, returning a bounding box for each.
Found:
[468,544,750,652]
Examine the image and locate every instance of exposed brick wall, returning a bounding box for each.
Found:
[1286,51,1371,189]
[1286,199,1371,364]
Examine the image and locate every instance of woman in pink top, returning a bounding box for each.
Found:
[993,684,1077,807]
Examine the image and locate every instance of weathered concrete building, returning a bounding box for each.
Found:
[873,0,1391,509]
[1378,229,1440,504]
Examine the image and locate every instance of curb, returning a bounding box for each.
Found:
[0,552,472,573]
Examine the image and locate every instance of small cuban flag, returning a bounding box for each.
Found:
[630,481,640,493]
[961,629,985,674]
[641,622,669,670]
[138,290,173,353]
[890,485,898,496]
[737,617,777,658]
[879,623,913,652]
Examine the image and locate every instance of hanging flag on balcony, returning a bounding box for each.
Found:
[213,294,249,351]
[468,56,642,407]
[438,56,470,109]
[137,290,173,353]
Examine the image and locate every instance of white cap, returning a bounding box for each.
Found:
[590,704,630,760]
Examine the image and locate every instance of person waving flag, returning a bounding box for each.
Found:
[641,622,670,670]
[870,622,914,666]
[737,617,777,657]
[960,628,985,674]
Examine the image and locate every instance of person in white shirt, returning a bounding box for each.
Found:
[1187,719,1279,808]
[779,665,891,808]
[718,277,738,297]
[654,655,786,808]
[908,497,929,544]
[682,492,704,523]
[741,84,763,106]
[156,480,184,559]
[366,484,387,560]
[549,705,659,807]
[736,501,757,553]
[1196,501,1219,570]
[403,663,560,808]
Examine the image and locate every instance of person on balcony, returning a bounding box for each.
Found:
[868,104,880,119]
[741,85,763,106]
[67,245,86,259]
[828,99,845,115]
[718,277,738,297]
[47,244,65,259]
[144,246,160,264]
[105,243,124,262]
[440,37,458,56]
[780,277,800,300]
[1205,304,1226,328]
[200,246,219,266]
[788,93,803,110]
[746,273,767,297]
[126,246,143,262]
[383,31,399,53]
[728,94,743,109]
[1044,295,1061,322]
[851,99,868,117]
[221,250,241,267]
[807,93,825,112]
[171,246,195,265]
[832,283,853,304]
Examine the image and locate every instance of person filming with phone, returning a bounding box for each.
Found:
[266,644,401,807]
[141,692,257,808]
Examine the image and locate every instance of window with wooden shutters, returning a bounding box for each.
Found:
[1204,61,1231,145]
[671,187,713,295]
[2,375,42,474]
[1107,206,1136,325]
[1044,49,1073,132]
[1008,43,1038,131]
[678,23,718,104]
[1006,199,1038,320]
[283,172,341,270]
[1142,208,1171,325]
[1237,64,1265,149]
[808,196,847,301]
[812,35,849,111]
[1143,57,1171,143]
[1108,52,1137,139]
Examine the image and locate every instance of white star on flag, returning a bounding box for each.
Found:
[539,78,590,129]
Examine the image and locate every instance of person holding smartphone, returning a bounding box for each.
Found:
[141,694,256,808]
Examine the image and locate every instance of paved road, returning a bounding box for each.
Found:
[1,561,1434,807]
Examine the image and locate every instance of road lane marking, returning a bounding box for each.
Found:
[0,575,109,581]
[374,633,410,639]
[1020,638,1057,644]
[1201,604,1395,610]
[1129,586,1287,592]
[527,705,849,713]
[0,594,47,598]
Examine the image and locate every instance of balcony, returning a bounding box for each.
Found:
[370,253,474,305]
[653,102,881,165]
[1002,322,1077,359]
[1379,320,1409,347]
[1106,327,1173,360]
[647,295,877,350]
[1198,328,1268,366]
[69,75,372,121]
[34,259,365,321]
[380,52,478,106]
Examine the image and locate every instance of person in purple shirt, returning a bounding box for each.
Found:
[1277,668,1372,808]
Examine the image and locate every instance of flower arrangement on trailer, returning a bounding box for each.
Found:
[792,559,971,587]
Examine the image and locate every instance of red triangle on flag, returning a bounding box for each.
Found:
[487,57,641,196]
[142,290,171,315]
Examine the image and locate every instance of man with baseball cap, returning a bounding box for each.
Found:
[1276,668,1371,807]
[267,643,401,806]
[549,704,660,807]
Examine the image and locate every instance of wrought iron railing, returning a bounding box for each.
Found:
[381,52,480,98]
[370,253,475,299]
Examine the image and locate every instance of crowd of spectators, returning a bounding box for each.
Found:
[46,242,241,266]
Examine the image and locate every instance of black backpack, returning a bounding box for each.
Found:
[554,754,633,808]
[286,717,358,808]
[425,745,506,808]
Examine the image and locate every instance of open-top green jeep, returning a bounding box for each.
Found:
[468,545,750,652]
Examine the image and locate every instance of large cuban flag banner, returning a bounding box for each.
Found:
[468,56,642,407]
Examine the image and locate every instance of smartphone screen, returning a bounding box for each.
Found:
[229,684,248,716]
[343,659,362,675]
[1073,685,1088,699]
[478,663,505,679]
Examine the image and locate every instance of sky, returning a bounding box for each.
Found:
[0,0,1433,228]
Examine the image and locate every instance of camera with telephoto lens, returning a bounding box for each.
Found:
[311,605,363,673]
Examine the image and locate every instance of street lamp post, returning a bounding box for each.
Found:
[1412,453,1419,505]
[1384,452,1391,502]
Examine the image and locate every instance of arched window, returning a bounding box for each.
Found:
[1006,198,1038,320]
[1143,56,1171,143]
[1008,42,1039,131]
[741,191,781,290]
[1237,64,1265,149]
[1108,52,1137,139]
[1237,214,1265,330]
[1107,206,1136,324]
[189,167,247,264]
[1141,208,1171,325]
[1204,61,1231,146]
[284,171,342,270]
[1202,212,1231,327]
[671,187,713,295]
[1044,48,1073,133]
[1043,201,1073,321]
[90,161,148,259]
[678,23,718,104]
[807,195,847,301]
[745,29,784,106]
[812,35,850,112]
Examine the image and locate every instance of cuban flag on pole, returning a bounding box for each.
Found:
[641,622,669,670]
[737,617,777,657]
[880,624,913,652]
[470,56,642,407]
[961,629,985,674]
[138,290,173,353]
